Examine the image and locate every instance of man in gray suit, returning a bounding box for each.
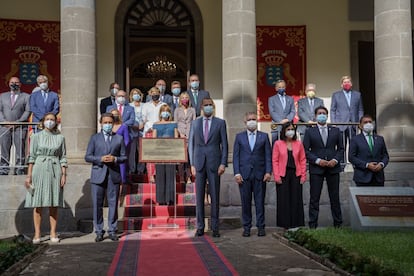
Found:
[0,77,31,175]
[188,98,228,238]
[297,83,324,141]
[85,113,127,242]
[268,79,296,143]
[330,76,364,162]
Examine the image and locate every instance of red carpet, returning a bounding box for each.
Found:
[108,230,238,276]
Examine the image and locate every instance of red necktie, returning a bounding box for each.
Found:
[118,104,123,115]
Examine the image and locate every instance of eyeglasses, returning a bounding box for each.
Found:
[203,104,213,106]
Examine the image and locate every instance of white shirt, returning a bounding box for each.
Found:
[142,101,166,134]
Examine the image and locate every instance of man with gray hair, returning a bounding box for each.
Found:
[30,75,60,126]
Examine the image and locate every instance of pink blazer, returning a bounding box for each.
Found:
[272,140,307,184]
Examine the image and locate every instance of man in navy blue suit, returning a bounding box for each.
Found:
[188,98,228,237]
[303,106,344,228]
[29,75,59,128]
[187,74,210,117]
[100,82,120,115]
[85,113,127,242]
[106,89,135,127]
[233,112,272,237]
[349,115,389,186]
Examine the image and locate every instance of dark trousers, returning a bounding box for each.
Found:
[0,126,27,174]
[239,177,266,230]
[195,166,220,231]
[309,172,342,228]
[276,168,304,228]
[128,137,146,174]
[355,180,384,187]
[155,164,176,204]
[91,176,119,235]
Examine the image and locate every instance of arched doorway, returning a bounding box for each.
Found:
[115,0,204,95]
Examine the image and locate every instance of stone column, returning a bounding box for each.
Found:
[223,0,257,159]
[374,0,414,161]
[61,0,97,163]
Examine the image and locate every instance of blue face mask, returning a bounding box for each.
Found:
[203,105,214,116]
[102,123,113,134]
[316,114,327,124]
[190,81,199,90]
[161,111,170,119]
[132,94,141,101]
[277,88,286,95]
[172,88,181,96]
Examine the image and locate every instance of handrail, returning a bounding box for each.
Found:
[270,122,360,130]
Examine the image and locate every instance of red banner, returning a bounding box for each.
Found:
[0,18,60,94]
[256,26,306,122]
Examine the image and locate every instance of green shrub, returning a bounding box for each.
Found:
[0,236,36,274]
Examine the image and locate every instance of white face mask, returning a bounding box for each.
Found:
[116,96,126,105]
[285,130,295,138]
[246,120,257,131]
[44,119,56,129]
[363,123,374,134]
[39,82,48,91]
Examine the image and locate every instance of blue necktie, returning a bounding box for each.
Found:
[249,132,255,151]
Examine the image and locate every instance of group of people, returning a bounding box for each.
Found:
[235,76,389,237]
[2,72,390,243]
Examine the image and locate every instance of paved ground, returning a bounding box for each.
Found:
[13,228,338,276]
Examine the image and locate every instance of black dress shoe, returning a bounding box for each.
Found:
[212,230,220,238]
[109,234,119,241]
[257,228,266,237]
[242,230,250,237]
[195,229,204,237]
[95,234,104,242]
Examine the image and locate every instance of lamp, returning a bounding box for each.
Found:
[146,56,177,79]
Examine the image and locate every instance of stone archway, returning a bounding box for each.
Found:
[115,0,204,92]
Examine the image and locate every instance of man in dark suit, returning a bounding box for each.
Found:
[268,79,296,143]
[303,106,344,228]
[100,82,120,115]
[188,98,228,237]
[233,112,272,237]
[85,113,127,242]
[330,76,364,161]
[30,75,60,126]
[105,89,135,127]
[0,77,31,175]
[297,83,324,141]
[349,114,389,186]
[170,80,182,118]
[186,74,210,117]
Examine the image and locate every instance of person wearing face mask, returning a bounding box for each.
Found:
[303,106,344,229]
[349,115,389,186]
[106,89,135,127]
[24,113,67,244]
[188,98,228,238]
[272,122,307,230]
[170,80,182,117]
[233,112,272,237]
[186,74,210,117]
[100,82,120,115]
[152,105,179,205]
[29,75,60,130]
[297,83,324,141]
[85,113,127,242]
[268,79,296,143]
[174,91,196,183]
[0,76,31,175]
[330,76,364,163]
[128,88,146,175]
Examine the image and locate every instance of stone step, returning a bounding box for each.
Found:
[123,192,196,206]
[124,182,195,194]
[119,217,197,231]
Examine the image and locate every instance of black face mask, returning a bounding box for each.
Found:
[152,94,160,101]
[10,83,20,91]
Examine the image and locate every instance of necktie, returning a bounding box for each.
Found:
[310,99,314,111]
[11,93,16,107]
[174,97,178,107]
[42,92,47,104]
[321,127,328,146]
[281,96,286,109]
[346,92,351,106]
[204,118,209,143]
[368,134,374,152]
[193,92,198,106]
[249,132,255,151]
[118,104,123,115]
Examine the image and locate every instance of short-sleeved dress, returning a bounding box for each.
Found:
[25,130,68,208]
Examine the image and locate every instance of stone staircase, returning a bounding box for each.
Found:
[117,174,197,231]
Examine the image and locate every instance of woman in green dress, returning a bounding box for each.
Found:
[24,112,67,244]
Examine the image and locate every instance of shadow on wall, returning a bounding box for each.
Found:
[75,180,93,233]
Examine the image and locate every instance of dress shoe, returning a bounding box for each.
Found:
[257,228,266,237]
[212,230,220,238]
[109,234,119,241]
[95,234,104,242]
[195,229,204,237]
[242,230,250,237]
